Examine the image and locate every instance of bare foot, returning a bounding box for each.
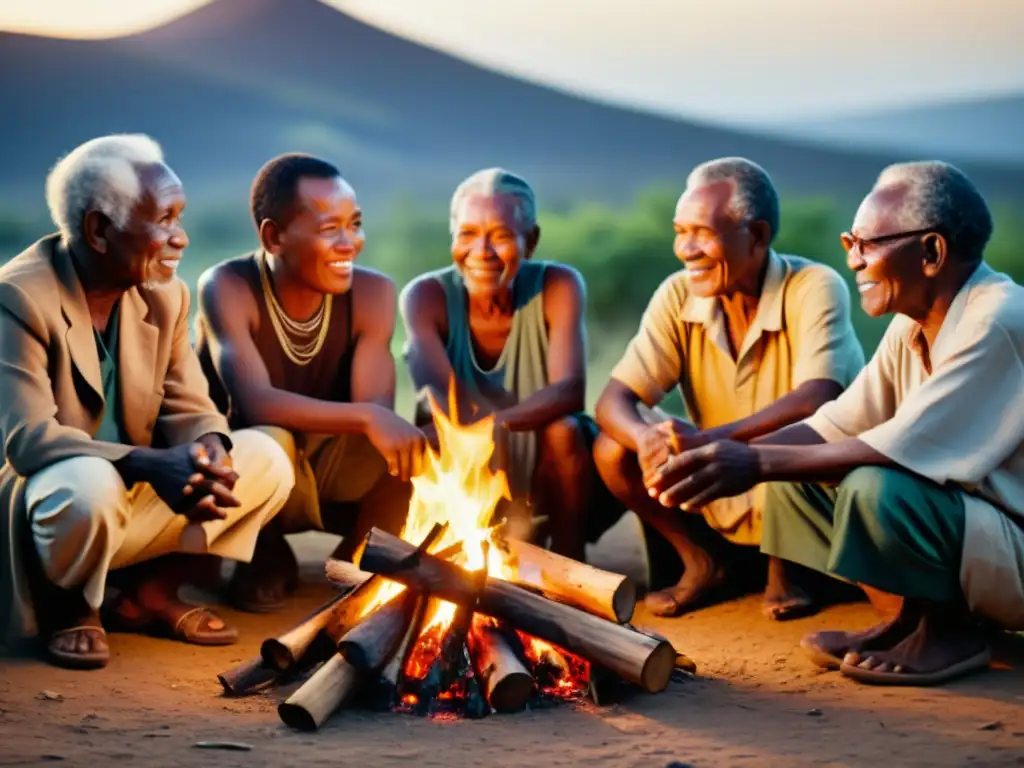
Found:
[762,557,818,621]
[801,603,922,669]
[225,526,299,612]
[47,609,109,670]
[842,607,990,684]
[644,549,726,617]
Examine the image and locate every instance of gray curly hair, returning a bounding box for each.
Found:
[45,134,165,245]
[449,167,537,236]
[872,161,993,261]
[685,157,780,242]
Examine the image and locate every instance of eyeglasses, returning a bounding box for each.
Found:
[840,227,937,254]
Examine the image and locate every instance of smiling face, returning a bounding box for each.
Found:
[844,185,942,318]
[451,193,536,299]
[267,175,364,295]
[672,181,768,297]
[91,162,188,289]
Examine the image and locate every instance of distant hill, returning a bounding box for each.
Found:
[772,93,1024,164]
[1,0,1022,222]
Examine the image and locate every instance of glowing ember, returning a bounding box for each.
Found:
[517,632,590,699]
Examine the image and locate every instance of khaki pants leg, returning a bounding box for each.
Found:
[25,428,294,611]
[254,426,389,535]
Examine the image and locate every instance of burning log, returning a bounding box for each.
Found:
[217,656,278,696]
[359,528,676,693]
[494,535,637,624]
[467,620,533,713]
[369,595,427,710]
[278,654,362,731]
[337,591,419,671]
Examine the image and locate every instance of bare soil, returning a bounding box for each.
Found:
[3,518,1024,767]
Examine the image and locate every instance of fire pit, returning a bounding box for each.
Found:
[216,394,695,730]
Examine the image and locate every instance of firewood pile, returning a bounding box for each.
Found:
[216,522,697,731]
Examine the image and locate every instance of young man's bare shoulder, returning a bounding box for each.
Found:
[198,254,257,296]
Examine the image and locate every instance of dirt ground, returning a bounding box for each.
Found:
[2,516,1024,768]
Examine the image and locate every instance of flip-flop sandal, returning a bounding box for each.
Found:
[47,626,110,670]
[171,605,239,646]
[799,634,844,670]
[839,648,992,686]
[763,595,819,622]
[106,597,238,646]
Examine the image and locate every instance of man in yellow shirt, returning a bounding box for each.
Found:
[595,157,864,618]
[646,161,1021,686]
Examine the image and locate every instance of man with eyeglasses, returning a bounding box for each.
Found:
[594,157,864,618]
[645,160,1024,686]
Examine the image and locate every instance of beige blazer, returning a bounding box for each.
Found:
[0,234,229,646]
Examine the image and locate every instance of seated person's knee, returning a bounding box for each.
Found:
[538,415,586,459]
[593,431,630,474]
[28,458,127,559]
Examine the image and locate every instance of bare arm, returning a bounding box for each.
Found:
[703,379,843,444]
[752,422,827,446]
[594,379,656,452]
[400,275,463,421]
[756,438,893,483]
[197,265,378,434]
[493,265,586,432]
[349,271,398,409]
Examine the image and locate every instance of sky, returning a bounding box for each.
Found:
[1,0,1022,124]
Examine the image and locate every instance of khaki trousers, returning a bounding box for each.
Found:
[24,428,295,611]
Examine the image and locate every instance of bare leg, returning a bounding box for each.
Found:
[762,556,818,621]
[593,433,726,617]
[531,416,591,562]
[110,555,237,644]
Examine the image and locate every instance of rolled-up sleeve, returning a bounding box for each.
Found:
[788,265,865,388]
[860,323,1024,484]
[610,274,686,406]
[803,320,903,443]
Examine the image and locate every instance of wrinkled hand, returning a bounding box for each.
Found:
[195,433,239,490]
[644,439,762,511]
[636,418,702,477]
[144,442,241,522]
[366,407,427,482]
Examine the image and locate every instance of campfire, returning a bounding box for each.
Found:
[217,389,695,730]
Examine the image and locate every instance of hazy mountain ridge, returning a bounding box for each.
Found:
[774,92,1024,163]
[1,0,1021,219]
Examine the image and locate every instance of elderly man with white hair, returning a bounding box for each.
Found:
[646,161,1024,686]
[595,157,864,618]
[401,168,597,560]
[0,134,294,669]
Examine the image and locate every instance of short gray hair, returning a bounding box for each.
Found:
[685,157,780,242]
[449,167,537,236]
[872,161,993,261]
[45,134,165,245]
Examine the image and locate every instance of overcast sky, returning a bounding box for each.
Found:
[2,0,1022,125]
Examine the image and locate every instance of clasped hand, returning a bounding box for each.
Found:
[145,436,241,522]
[643,437,762,512]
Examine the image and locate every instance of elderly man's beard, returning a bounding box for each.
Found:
[140,257,175,292]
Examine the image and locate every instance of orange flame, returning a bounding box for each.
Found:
[358,382,511,626]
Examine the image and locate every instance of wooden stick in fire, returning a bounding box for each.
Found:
[492,533,637,624]
[277,523,448,730]
[217,656,279,696]
[467,620,534,713]
[358,528,676,694]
